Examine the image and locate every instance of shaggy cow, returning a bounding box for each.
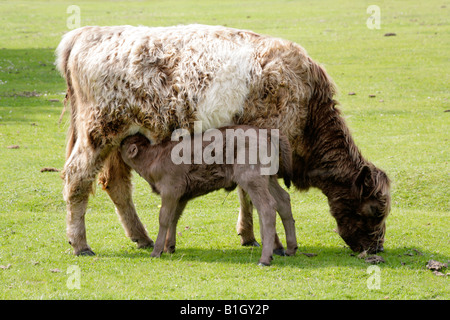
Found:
[56,24,390,256]
[119,126,298,266]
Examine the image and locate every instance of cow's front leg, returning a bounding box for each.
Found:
[63,141,105,256]
[99,150,153,249]
[236,186,259,247]
[65,181,93,256]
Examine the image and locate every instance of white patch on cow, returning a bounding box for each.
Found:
[195,44,254,130]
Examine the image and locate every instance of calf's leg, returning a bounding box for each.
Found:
[236,187,259,247]
[238,180,277,266]
[151,195,180,258]
[253,195,277,266]
[269,177,298,256]
[238,187,285,255]
[99,150,153,248]
[164,200,187,253]
[257,213,285,256]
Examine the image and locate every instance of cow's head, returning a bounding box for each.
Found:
[330,165,391,253]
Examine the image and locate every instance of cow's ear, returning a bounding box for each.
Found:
[127,144,139,158]
[353,165,372,199]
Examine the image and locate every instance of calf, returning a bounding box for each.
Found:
[119,125,298,266]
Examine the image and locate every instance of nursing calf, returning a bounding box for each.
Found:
[119,125,298,266]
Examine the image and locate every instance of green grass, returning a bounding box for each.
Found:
[0,0,448,300]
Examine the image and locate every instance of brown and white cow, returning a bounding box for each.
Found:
[56,24,390,256]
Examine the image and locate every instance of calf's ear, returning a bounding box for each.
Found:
[127,144,139,158]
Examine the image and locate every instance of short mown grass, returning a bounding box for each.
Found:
[0,0,448,300]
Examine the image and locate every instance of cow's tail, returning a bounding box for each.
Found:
[55,28,83,162]
[63,88,77,162]
[278,133,293,189]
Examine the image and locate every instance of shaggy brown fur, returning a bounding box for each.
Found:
[119,126,298,266]
[56,24,390,256]
[297,97,391,253]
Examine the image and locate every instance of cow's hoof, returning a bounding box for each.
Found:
[273,248,286,256]
[242,240,260,247]
[285,248,298,256]
[257,261,271,267]
[150,250,162,258]
[164,245,176,254]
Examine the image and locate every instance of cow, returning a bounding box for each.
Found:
[55,24,390,257]
[119,126,298,265]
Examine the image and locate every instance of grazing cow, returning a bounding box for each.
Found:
[56,24,390,256]
[119,126,298,265]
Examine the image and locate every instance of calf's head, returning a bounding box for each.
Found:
[119,134,151,168]
[330,165,391,254]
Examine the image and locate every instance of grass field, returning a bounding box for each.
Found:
[0,0,448,300]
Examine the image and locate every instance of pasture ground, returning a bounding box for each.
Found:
[0,0,448,300]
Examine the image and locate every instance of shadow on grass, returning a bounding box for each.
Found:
[96,244,449,270]
[0,48,66,124]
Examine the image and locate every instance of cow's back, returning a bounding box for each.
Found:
[56,24,334,147]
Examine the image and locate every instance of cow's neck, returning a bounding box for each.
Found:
[298,100,366,199]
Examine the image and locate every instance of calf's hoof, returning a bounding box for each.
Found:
[258,255,273,266]
[273,248,286,256]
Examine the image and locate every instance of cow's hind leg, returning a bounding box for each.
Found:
[99,150,153,249]
[63,141,108,256]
